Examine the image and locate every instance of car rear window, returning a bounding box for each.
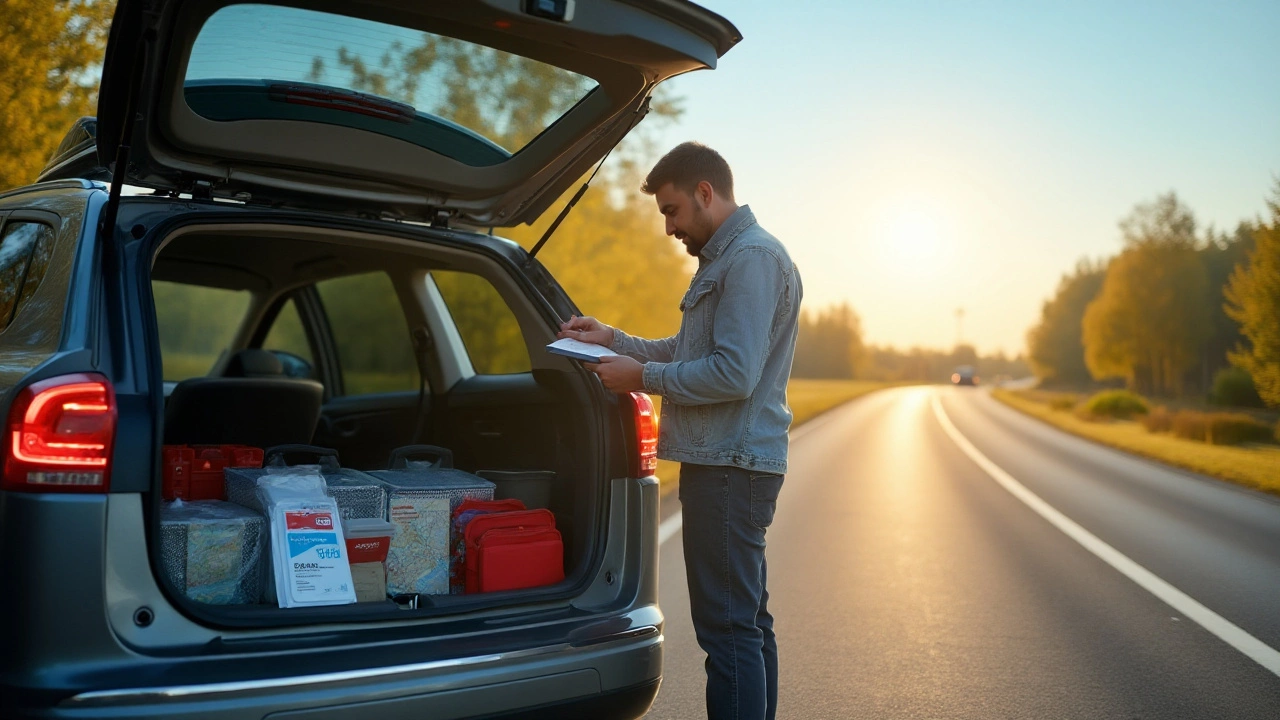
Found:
[185,4,598,166]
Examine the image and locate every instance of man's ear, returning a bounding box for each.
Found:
[696,180,715,208]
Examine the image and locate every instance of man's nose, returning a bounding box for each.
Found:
[665,217,676,236]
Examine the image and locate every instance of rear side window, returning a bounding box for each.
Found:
[316,272,419,395]
[261,297,315,374]
[0,221,55,331]
[152,281,252,381]
[432,271,531,374]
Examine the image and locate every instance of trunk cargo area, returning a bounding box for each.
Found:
[142,218,613,627]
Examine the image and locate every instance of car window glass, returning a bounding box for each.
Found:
[316,272,420,395]
[186,4,597,165]
[0,222,53,330]
[152,281,252,381]
[261,297,315,374]
[432,271,531,374]
[15,223,54,309]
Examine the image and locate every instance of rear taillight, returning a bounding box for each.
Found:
[629,391,658,478]
[3,373,117,492]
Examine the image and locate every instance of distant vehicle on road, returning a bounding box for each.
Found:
[952,366,979,386]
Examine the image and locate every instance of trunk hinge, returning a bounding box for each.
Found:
[431,208,452,229]
[526,96,652,262]
[191,180,214,201]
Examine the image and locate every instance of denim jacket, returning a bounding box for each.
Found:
[610,206,802,474]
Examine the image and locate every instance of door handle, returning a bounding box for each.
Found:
[330,418,360,439]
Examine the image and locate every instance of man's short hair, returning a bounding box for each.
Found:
[641,142,735,202]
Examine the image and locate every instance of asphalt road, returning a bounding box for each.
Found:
[645,385,1280,719]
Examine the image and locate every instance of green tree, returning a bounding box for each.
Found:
[1026,258,1106,385]
[1224,185,1280,407]
[1081,193,1212,396]
[792,303,864,379]
[0,0,114,190]
[1198,222,1256,392]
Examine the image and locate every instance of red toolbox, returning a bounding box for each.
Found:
[162,445,264,501]
[463,508,564,593]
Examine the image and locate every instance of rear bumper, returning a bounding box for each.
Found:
[474,678,661,720]
[9,628,661,720]
[2,475,664,719]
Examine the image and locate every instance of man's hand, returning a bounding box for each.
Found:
[558,315,615,347]
[584,355,644,393]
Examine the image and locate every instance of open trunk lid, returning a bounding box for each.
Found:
[95,0,740,226]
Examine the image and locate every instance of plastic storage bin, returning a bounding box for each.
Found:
[224,445,387,521]
[369,446,495,596]
[344,518,394,602]
[163,444,263,501]
[475,469,557,510]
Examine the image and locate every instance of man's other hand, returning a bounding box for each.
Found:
[558,315,615,347]
[584,355,644,393]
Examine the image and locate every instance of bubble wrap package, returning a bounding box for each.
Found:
[370,467,494,595]
[160,500,265,605]
[225,465,387,521]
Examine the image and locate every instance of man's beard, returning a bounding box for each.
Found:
[679,206,715,257]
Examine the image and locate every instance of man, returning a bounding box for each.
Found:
[558,142,802,720]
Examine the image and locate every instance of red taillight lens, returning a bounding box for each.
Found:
[629,391,658,478]
[3,373,117,492]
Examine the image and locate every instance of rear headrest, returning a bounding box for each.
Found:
[225,349,284,378]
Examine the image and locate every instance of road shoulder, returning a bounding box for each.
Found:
[991,387,1280,497]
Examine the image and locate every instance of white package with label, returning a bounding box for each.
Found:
[256,474,356,608]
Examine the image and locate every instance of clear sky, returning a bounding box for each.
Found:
[652,0,1280,356]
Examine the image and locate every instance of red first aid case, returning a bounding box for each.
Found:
[162,445,263,501]
[463,508,564,593]
[451,498,527,593]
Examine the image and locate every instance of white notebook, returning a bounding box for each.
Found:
[546,337,619,362]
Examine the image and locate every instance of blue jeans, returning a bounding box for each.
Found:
[679,463,784,720]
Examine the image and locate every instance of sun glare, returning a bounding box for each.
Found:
[886,207,943,262]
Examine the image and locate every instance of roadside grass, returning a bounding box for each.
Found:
[655,379,914,496]
[992,388,1280,496]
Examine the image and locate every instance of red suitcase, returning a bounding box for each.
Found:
[463,509,564,593]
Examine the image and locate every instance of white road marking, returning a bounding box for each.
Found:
[659,509,683,546]
[931,392,1280,678]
